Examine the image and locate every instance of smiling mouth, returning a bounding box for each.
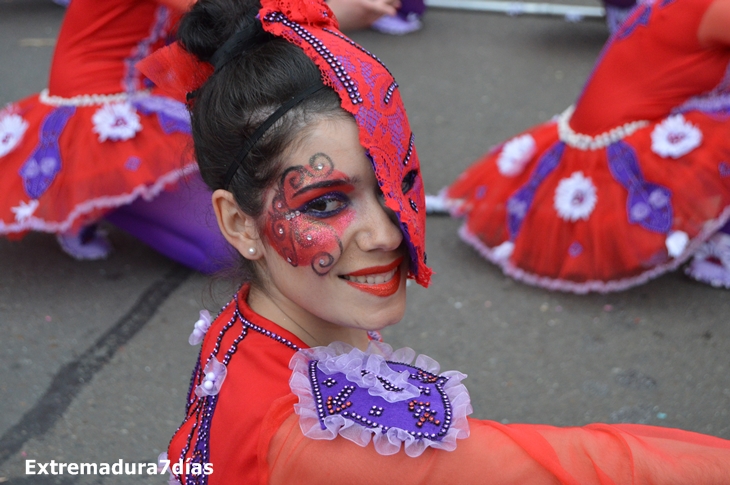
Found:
[340,257,404,297]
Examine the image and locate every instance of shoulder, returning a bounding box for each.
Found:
[289,341,473,457]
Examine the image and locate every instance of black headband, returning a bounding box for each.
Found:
[222,82,326,189]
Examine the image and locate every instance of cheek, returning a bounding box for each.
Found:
[265,209,355,275]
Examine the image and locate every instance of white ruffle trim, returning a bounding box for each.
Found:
[457,205,730,294]
[289,341,472,457]
[0,164,198,235]
[558,105,649,150]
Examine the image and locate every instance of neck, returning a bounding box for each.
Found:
[247,285,371,350]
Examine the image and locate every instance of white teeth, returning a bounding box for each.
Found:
[343,267,397,285]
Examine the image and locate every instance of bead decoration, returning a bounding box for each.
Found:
[39,88,152,107]
[558,105,648,151]
[308,358,452,440]
[384,81,398,105]
[265,13,363,105]
[403,133,414,166]
[322,27,393,77]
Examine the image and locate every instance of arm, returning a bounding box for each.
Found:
[261,397,730,485]
[698,0,730,48]
[327,0,400,31]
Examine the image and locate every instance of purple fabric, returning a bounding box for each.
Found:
[19,106,76,199]
[607,141,673,234]
[104,174,232,274]
[507,141,565,240]
[133,95,191,135]
[309,360,453,441]
[615,3,651,39]
[602,0,636,9]
[397,0,426,18]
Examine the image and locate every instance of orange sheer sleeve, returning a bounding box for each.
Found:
[259,396,730,485]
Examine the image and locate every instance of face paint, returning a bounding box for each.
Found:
[265,152,355,275]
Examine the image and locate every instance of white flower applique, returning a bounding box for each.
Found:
[188,310,212,346]
[665,230,689,258]
[651,114,702,159]
[0,111,29,158]
[11,199,39,222]
[554,171,598,222]
[195,357,227,397]
[497,134,536,177]
[92,102,142,142]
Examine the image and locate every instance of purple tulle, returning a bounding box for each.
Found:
[133,95,191,135]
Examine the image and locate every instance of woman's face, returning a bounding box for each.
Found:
[256,115,408,337]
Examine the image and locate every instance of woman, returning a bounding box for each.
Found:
[0,0,229,273]
[437,0,730,293]
[140,0,730,483]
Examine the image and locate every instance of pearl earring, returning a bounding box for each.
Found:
[248,247,256,256]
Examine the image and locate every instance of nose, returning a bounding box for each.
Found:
[355,193,403,252]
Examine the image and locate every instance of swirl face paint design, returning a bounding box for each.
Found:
[266,152,355,275]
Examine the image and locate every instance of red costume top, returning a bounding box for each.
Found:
[446,0,730,292]
[0,0,195,237]
[167,286,730,484]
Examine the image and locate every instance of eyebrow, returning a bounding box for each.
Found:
[293,176,359,197]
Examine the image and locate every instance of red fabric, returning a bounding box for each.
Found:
[136,42,214,104]
[0,0,195,236]
[262,404,730,484]
[49,0,180,96]
[167,286,308,485]
[447,0,730,290]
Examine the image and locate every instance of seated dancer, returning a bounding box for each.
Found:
[140,0,730,483]
[327,0,425,35]
[0,0,230,273]
[437,0,730,292]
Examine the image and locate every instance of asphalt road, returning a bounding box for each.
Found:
[1,1,728,483]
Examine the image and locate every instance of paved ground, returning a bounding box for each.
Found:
[0,1,728,483]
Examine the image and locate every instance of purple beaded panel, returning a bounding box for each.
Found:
[19,106,75,199]
[308,360,453,441]
[506,141,565,240]
[607,141,673,234]
[133,95,191,135]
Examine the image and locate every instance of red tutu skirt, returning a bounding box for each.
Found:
[0,87,197,237]
[445,107,730,293]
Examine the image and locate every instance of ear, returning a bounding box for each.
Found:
[212,189,263,260]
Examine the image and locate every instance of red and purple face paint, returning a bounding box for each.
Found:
[265,152,355,275]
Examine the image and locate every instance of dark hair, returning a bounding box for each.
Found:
[177,0,345,284]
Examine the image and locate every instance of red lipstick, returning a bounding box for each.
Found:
[342,257,404,297]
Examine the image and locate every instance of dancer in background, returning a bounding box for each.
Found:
[141,0,730,483]
[328,0,425,34]
[0,0,231,273]
[437,0,730,292]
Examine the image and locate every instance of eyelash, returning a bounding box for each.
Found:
[298,192,350,218]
